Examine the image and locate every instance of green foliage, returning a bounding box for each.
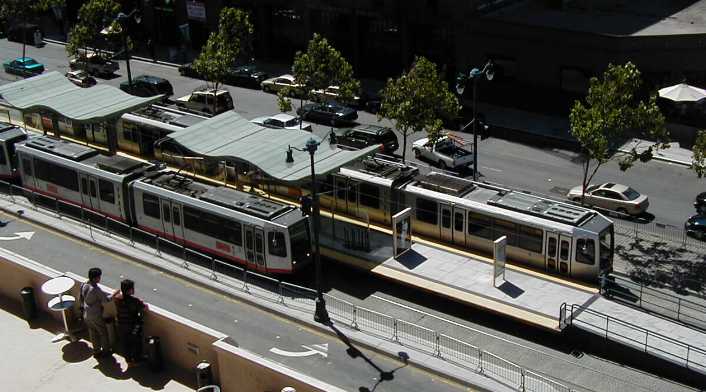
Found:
[692,130,706,178]
[292,33,360,104]
[66,0,120,60]
[569,62,669,197]
[277,90,293,113]
[193,7,253,93]
[378,56,459,162]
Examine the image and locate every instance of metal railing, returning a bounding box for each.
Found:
[615,219,706,251]
[0,180,572,392]
[559,303,706,373]
[601,275,706,331]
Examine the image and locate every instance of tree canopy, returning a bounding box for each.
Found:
[1,0,64,58]
[291,33,360,105]
[193,7,253,95]
[378,56,459,162]
[569,62,669,198]
[692,130,706,179]
[66,0,120,61]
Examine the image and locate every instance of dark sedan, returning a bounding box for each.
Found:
[226,65,268,88]
[297,102,358,127]
[178,63,202,78]
[685,215,706,240]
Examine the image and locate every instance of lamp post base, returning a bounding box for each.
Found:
[314,296,330,325]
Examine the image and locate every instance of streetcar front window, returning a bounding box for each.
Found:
[289,220,311,267]
[599,227,614,269]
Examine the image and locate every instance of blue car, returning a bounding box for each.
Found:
[3,57,45,77]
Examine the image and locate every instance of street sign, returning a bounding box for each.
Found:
[392,208,412,258]
[493,236,506,287]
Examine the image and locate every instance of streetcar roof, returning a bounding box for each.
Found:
[0,122,27,142]
[339,156,418,187]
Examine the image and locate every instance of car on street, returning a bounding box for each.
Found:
[120,75,174,99]
[65,70,96,87]
[296,102,358,126]
[685,215,706,240]
[336,125,398,154]
[69,52,119,77]
[3,57,44,77]
[260,74,305,96]
[178,62,201,78]
[175,88,234,115]
[311,85,361,106]
[566,182,649,216]
[412,135,474,170]
[226,64,268,88]
[695,192,706,214]
[250,113,313,131]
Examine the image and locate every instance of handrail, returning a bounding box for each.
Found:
[564,303,706,370]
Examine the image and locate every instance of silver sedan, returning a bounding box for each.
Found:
[567,182,649,216]
[250,113,313,131]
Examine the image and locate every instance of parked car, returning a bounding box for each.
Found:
[175,88,234,115]
[261,74,305,96]
[336,125,398,154]
[311,85,361,106]
[695,192,706,214]
[566,182,649,216]
[120,75,173,99]
[412,135,474,170]
[297,102,358,126]
[178,63,202,78]
[226,64,268,88]
[250,113,313,131]
[7,23,43,46]
[69,52,119,77]
[3,57,44,77]
[65,70,96,87]
[685,215,706,240]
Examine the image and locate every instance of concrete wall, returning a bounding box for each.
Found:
[0,247,345,392]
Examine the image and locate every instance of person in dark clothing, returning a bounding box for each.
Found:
[114,279,148,366]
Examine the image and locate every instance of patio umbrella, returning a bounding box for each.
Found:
[658,83,706,102]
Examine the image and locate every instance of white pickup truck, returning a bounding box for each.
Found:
[412,135,473,170]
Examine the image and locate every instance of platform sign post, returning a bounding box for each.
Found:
[493,236,507,287]
[392,208,412,258]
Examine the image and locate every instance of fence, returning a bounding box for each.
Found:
[559,303,706,373]
[614,219,706,251]
[0,180,573,392]
[601,275,706,331]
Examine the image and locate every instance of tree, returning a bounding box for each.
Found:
[0,0,64,59]
[65,0,120,66]
[692,130,706,178]
[193,7,253,112]
[291,33,360,111]
[569,62,669,200]
[378,56,459,162]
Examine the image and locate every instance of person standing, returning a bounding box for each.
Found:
[115,279,148,366]
[80,267,118,358]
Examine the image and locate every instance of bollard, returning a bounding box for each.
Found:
[20,287,37,321]
[195,361,213,388]
[146,336,163,372]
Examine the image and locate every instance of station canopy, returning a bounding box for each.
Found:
[0,71,160,123]
[166,111,380,183]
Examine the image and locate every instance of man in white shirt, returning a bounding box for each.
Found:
[80,267,118,358]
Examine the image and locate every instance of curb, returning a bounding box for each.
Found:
[42,38,183,68]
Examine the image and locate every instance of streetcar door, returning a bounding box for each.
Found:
[440,204,453,242]
[558,235,572,276]
[79,174,91,208]
[254,228,265,270]
[87,177,100,211]
[452,207,466,247]
[545,232,559,272]
[171,203,184,242]
[244,226,256,268]
[160,199,173,240]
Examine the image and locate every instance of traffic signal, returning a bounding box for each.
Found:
[300,195,312,216]
[455,72,468,95]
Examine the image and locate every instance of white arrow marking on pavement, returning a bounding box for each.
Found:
[270,343,328,359]
[0,232,35,241]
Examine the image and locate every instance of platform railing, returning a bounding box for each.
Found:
[0,180,574,392]
[560,303,706,372]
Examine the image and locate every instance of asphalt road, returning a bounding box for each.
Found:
[1,40,702,230]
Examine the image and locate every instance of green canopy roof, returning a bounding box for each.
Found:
[167,111,379,183]
[0,71,160,123]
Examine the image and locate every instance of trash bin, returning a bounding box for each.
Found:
[195,361,213,388]
[20,287,36,321]
[146,336,163,372]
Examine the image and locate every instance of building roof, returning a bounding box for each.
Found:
[167,111,379,183]
[0,71,160,123]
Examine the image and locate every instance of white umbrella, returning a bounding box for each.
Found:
[658,83,706,102]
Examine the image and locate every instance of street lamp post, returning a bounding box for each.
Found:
[456,61,494,181]
[110,10,142,88]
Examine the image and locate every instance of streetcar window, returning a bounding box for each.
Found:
[560,240,569,260]
[90,181,97,198]
[98,180,115,204]
[599,228,613,269]
[576,238,595,265]
[81,178,88,195]
[22,158,32,176]
[162,203,170,223]
[183,206,242,246]
[289,221,311,265]
[143,194,160,218]
[172,206,181,225]
[468,212,492,239]
[348,183,357,202]
[359,183,380,209]
[34,159,79,192]
[548,237,557,257]
[493,218,517,246]
[0,148,6,165]
[518,225,543,253]
[454,212,464,231]
[268,232,287,257]
[416,198,438,225]
[441,209,451,228]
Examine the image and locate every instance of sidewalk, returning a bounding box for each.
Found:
[0,297,192,392]
[618,138,694,166]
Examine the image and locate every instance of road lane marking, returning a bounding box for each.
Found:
[481,166,503,173]
[0,231,35,241]
[270,343,328,358]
